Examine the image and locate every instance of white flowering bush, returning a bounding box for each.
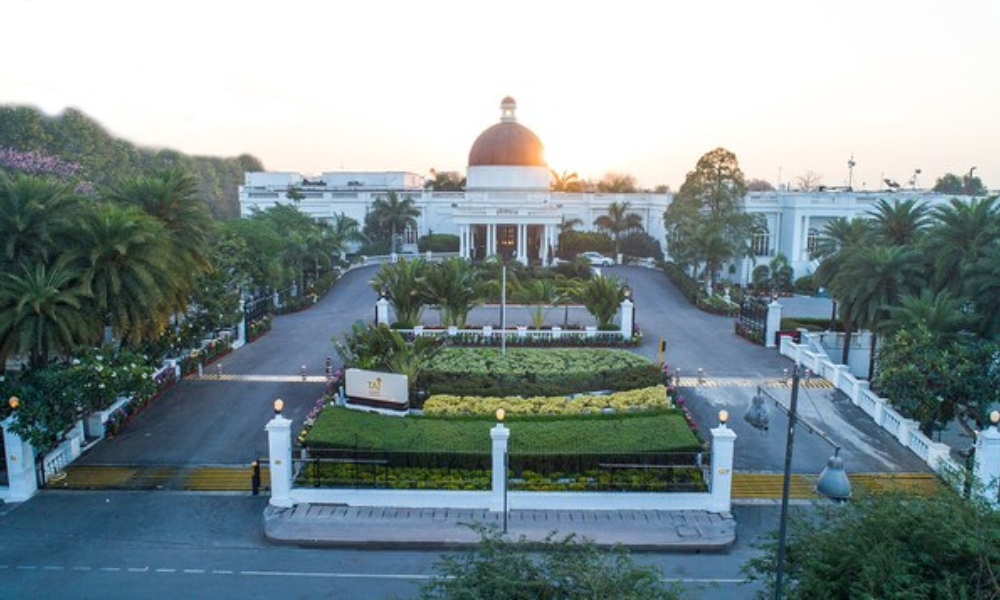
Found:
[423,385,671,417]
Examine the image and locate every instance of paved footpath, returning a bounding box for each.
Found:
[263,505,736,551]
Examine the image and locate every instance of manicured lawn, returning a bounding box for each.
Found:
[306,407,700,454]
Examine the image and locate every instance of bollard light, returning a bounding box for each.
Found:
[991,411,1000,426]
[495,408,505,423]
[718,409,729,426]
[9,396,20,410]
[274,398,284,415]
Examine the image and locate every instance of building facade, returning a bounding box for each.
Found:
[239,97,960,282]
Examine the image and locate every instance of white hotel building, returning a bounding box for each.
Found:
[239,97,959,282]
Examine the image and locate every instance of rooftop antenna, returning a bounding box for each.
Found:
[847,154,856,189]
[908,169,922,190]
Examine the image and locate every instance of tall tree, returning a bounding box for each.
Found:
[966,242,1000,339]
[0,172,80,269]
[595,172,638,193]
[812,217,874,364]
[921,196,999,295]
[0,264,93,369]
[420,258,479,327]
[593,201,643,259]
[369,258,428,328]
[550,170,584,192]
[746,178,775,192]
[867,198,929,246]
[933,171,987,196]
[327,212,365,259]
[368,191,420,253]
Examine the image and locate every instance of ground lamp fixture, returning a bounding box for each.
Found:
[743,366,851,600]
[9,396,19,411]
[273,398,284,415]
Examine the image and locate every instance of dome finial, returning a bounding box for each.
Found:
[500,96,517,123]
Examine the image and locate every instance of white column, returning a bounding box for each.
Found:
[490,423,510,512]
[766,300,783,348]
[2,417,38,502]
[619,298,634,338]
[974,423,1000,507]
[516,224,526,263]
[488,224,497,257]
[375,297,390,325]
[265,410,294,508]
[235,298,246,349]
[709,420,737,513]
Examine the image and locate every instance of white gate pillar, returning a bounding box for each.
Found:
[766,300,783,348]
[2,413,39,502]
[709,413,737,512]
[619,298,634,338]
[974,413,1000,507]
[375,296,390,326]
[490,418,510,512]
[265,400,294,508]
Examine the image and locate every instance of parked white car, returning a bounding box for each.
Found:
[580,251,614,266]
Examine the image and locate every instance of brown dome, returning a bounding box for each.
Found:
[468,122,546,167]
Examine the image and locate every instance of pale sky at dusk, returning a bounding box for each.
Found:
[4,0,998,191]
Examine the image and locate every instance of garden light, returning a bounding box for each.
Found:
[274,399,284,415]
[495,408,505,423]
[718,410,729,425]
[9,396,19,410]
[991,411,1000,426]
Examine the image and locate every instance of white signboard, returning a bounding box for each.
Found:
[345,368,409,406]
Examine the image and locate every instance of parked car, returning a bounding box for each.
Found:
[580,251,614,266]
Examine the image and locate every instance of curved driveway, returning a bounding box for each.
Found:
[81,264,927,475]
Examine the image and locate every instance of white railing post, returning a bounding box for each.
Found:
[765,300,783,348]
[235,298,246,348]
[974,423,1000,507]
[265,407,294,508]
[709,418,737,512]
[1,416,39,502]
[490,422,510,512]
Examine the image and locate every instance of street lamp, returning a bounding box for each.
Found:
[743,366,852,599]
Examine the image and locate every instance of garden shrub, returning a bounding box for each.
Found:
[794,274,818,295]
[420,348,660,397]
[619,231,664,260]
[417,233,459,253]
[661,261,700,303]
[556,231,613,258]
[423,385,672,417]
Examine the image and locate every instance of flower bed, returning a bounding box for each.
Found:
[405,329,642,348]
[179,337,233,376]
[421,348,661,397]
[247,315,273,343]
[423,385,672,417]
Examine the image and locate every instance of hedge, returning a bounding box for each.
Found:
[417,233,459,253]
[423,385,672,417]
[420,347,661,397]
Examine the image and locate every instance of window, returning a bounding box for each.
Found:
[751,227,771,257]
[806,228,820,255]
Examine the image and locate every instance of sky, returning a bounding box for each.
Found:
[3,0,998,191]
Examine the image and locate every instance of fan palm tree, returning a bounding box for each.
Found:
[921,196,1000,295]
[593,201,643,260]
[77,204,174,343]
[369,258,428,328]
[867,198,929,247]
[832,244,922,379]
[0,263,94,369]
[558,217,584,234]
[0,172,81,269]
[370,191,420,253]
[420,258,479,327]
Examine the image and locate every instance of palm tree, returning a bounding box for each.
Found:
[0,263,94,369]
[76,204,174,344]
[812,217,874,364]
[965,242,1000,338]
[369,258,428,328]
[515,279,563,329]
[867,198,929,246]
[370,191,420,253]
[106,168,214,312]
[880,290,968,343]
[0,172,81,269]
[327,212,365,260]
[558,217,584,234]
[690,220,732,291]
[550,170,582,192]
[575,274,623,328]
[593,201,643,260]
[921,196,999,295]
[420,258,479,327]
[832,245,922,379]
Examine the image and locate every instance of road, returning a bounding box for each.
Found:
[0,491,769,599]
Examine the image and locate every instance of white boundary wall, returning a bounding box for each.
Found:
[780,334,961,478]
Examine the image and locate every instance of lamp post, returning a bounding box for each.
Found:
[496,408,508,533]
[500,262,507,357]
[744,366,851,599]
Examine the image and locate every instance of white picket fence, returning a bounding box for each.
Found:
[780,334,961,478]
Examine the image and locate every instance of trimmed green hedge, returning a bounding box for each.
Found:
[420,347,661,397]
[306,407,699,454]
[417,233,459,252]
